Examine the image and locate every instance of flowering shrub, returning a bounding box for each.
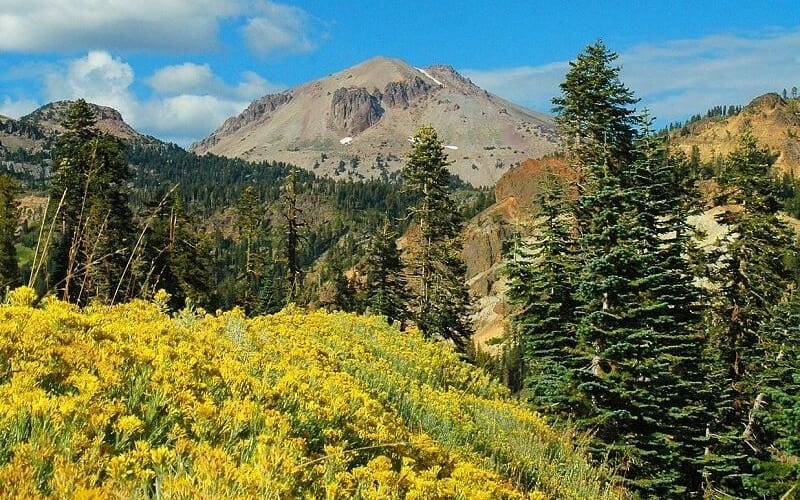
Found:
[0,291,618,499]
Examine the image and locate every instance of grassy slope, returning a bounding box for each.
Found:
[0,288,619,499]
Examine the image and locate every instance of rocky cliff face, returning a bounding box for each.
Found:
[329,87,384,135]
[382,77,434,108]
[0,116,44,141]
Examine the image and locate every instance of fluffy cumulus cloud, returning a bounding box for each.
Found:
[0,0,320,58]
[35,51,282,146]
[0,0,238,53]
[241,2,317,58]
[464,28,800,125]
[44,51,136,117]
[147,63,282,100]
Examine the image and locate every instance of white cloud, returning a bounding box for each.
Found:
[37,51,282,147]
[0,96,39,119]
[148,63,220,96]
[136,95,250,145]
[44,51,136,120]
[0,0,320,58]
[241,2,316,58]
[0,0,239,53]
[147,63,282,99]
[463,29,800,125]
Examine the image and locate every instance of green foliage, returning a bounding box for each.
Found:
[360,221,411,327]
[0,174,21,291]
[552,39,640,173]
[504,167,583,417]
[403,125,473,352]
[704,133,798,496]
[507,42,712,498]
[47,99,135,305]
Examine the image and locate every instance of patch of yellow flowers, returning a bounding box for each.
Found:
[0,287,619,499]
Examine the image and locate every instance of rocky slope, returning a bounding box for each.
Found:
[191,57,559,187]
[462,157,574,346]
[672,93,800,177]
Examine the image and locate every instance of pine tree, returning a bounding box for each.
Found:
[552,39,640,179]
[544,42,710,497]
[0,174,21,292]
[235,185,270,311]
[747,289,800,497]
[279,166,304,303]
[704,132,797,496]
[134,194,214,310]
[361,221,411,327]
[403,125,472,351]
[48,99,134,304]
[504,167,584,418]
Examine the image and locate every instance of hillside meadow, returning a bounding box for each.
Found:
[0,288,618,499]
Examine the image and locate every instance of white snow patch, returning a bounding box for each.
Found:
[415,67,444,86]
[340,137,353,145]
[444,145,458,150]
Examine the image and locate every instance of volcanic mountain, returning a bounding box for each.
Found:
[191,57,559,187]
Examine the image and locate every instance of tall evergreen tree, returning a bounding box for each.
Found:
[704,132,797,496]
[535,42,710,497]
[48,99,134,304]
[403,125,472,351]
[279,165,304,303]
[504,167,584,418]
[552,39,640,180]
[0,174,21,292]
[361,221,411,327]
[235,185,270,311]
[747,289,800,497]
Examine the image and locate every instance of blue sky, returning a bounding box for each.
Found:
[1,1,799,146]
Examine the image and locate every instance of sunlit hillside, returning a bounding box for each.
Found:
[0,288,618,499]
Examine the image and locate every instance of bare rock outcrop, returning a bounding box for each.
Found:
[0,116,44,141]
[329,87,384,134]
[382,76,434,108]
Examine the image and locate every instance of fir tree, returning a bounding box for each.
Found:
[546,42,709,497]
[361,221,411,328]
[403,125,472,352]
[0,174,21,292]
[705,132,797,496]
[48,100,135,305]
[235,185,270,311]
[552,39,640,180]
[504,167,584,418]
[279,165,305,303]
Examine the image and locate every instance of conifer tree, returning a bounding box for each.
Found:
[0,174,21,292]
[403,125,472,351]
[504,167,583,418]
[543,42,710,497]
[134,194,214,310]
[361,221,410,327]
[235,185,269,311]
[48,99,134,304]
[747,290,800,497]
[279,165,304,303]
[552,39,640,179]
[704,132,797,496]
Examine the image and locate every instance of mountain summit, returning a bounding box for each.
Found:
[191,57,558,186]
